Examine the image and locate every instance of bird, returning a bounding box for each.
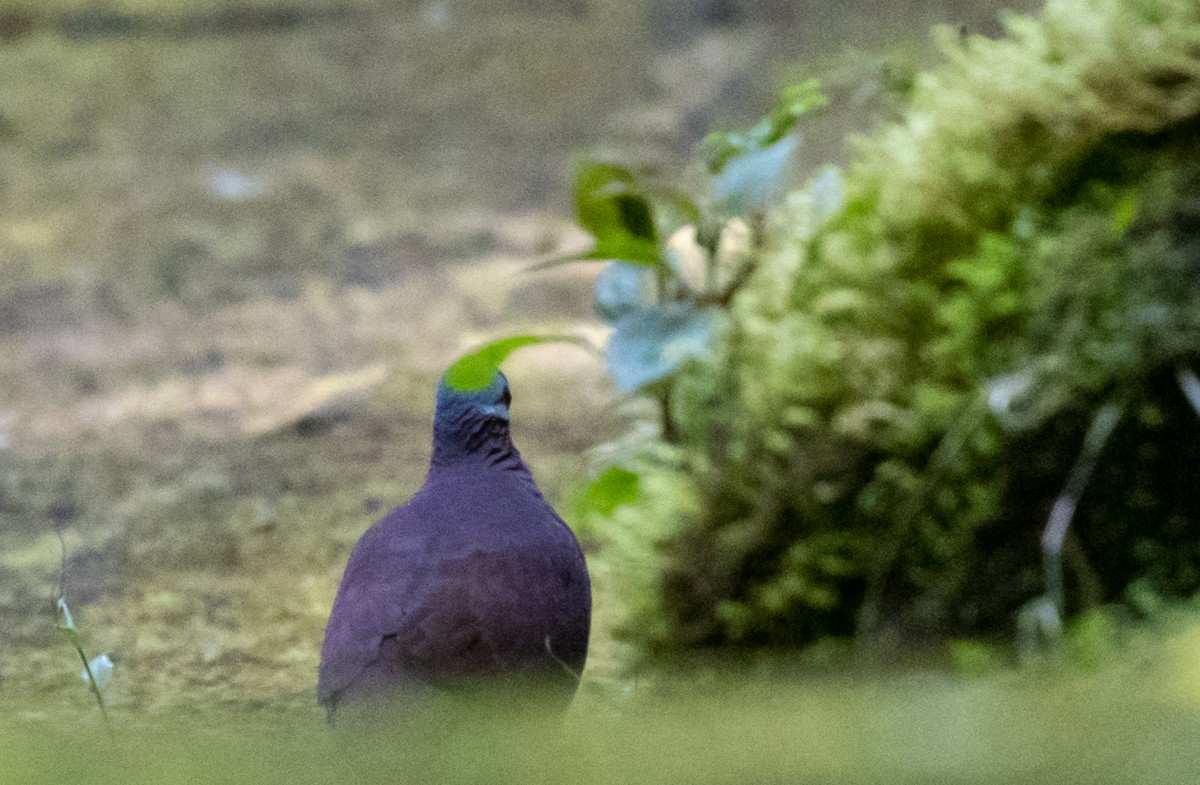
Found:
[317,367,591,722]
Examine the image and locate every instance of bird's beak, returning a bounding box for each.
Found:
[479,402,510,422]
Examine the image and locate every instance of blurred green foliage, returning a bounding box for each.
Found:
[585,0,1200,654]
[701,80,827,174]
[10,625,1200,785]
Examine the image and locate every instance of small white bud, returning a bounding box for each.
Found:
[81,653,114,691]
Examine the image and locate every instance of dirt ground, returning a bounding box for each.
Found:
[0,0,1034,719]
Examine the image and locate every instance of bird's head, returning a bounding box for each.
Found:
[435,369,511,425]
[431,368,514,466]
[429,335,586,467]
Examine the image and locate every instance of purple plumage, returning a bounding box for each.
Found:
[318,371,591,719]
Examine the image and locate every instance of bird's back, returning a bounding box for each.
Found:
[317,466,590,717]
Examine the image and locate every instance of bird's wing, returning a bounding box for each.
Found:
[318,532,582,708]
[317,521,431,708]
[396,546,558,679]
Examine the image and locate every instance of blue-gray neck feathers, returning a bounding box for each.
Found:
[431,371,519,468]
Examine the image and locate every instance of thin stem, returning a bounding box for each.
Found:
[56,532,114,736]
[544,636,582,683]
[856,391,990,642]
[659,385,677,443]
[74,640,113,733]
[1040,401,1122,619]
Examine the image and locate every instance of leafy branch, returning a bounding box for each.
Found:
[560,81,833,441]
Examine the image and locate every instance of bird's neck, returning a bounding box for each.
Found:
[428,420,544,498]
[431,420,524,471]
[427,406,544,497]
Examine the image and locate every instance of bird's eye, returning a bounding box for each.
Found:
[500,387,512,407]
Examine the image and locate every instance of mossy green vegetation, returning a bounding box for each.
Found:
[590,0,1200,653]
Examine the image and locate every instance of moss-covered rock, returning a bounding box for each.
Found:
[606,0,1200,653]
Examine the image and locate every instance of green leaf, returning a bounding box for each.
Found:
[774,79,828,124]
[583,466,641,516]
[443,334,593,392]
[604,180,703,229]
[574,161,660,265]
[703,79,826,173]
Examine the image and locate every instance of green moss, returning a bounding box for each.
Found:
[601,0,1200,653]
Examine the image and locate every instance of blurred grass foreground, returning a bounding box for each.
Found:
[6,663,1200,785]
[4,0,1200,782]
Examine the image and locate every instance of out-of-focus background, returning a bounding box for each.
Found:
[6,0,1200,781]
[0,0,1019,709]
